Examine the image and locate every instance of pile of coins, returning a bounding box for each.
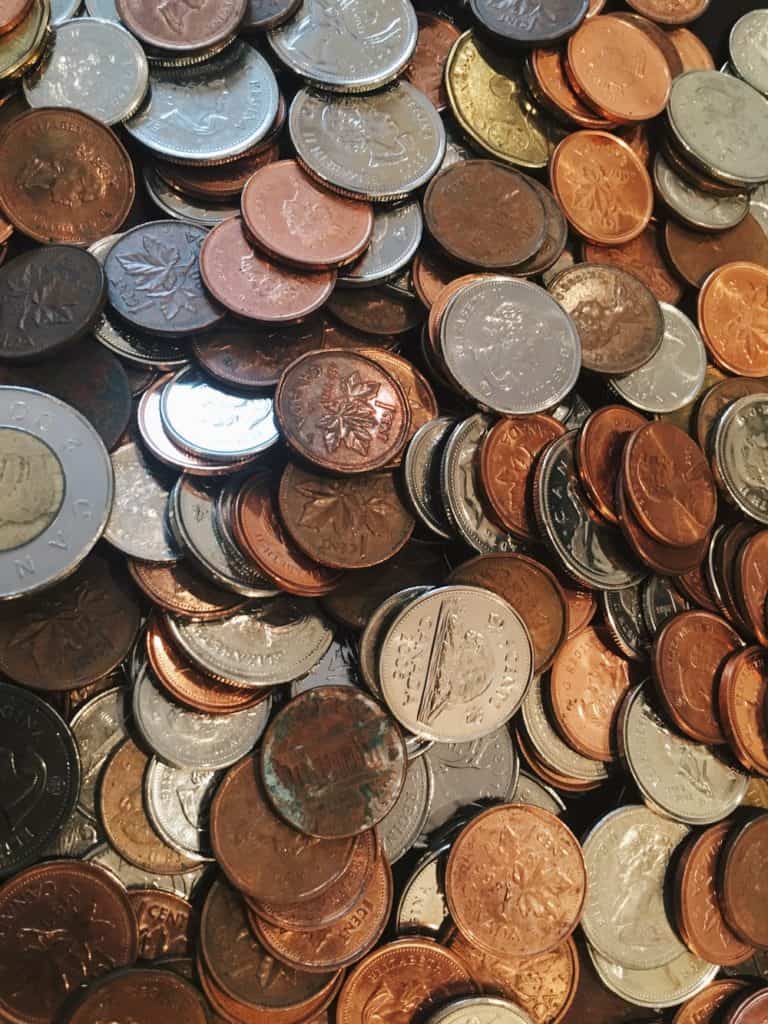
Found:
[2,0,768,1023]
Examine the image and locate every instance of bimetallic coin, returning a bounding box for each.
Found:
[145,758,220,860]
[513,769,566,816]
[339,200,423,287]
[143,166,240,227]
[378,754,433,864]
[653,153,749,232]
[712,394,768,524]
[396,843,450,937]
[589,946,719,1010]
[104,441,181,564]
[70,687,130,820]
[403,417,456,540]
[428,996,534,1024]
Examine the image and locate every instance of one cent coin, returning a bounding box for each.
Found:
[699,261,768,377]
[447,805,586,958]
[719,646,768,776]
[723,989,768,1024]
[116,0,245,51]
[192,318,325,389]
[326,287,424,336]
[0,0,33,33]
[129,890,197,961]
[0,108,134,245]
[275,350,411,474]
[673,981,752,1024]
[665,216,768,288]
[625,0,709,25]
[69,968,207,1024]
[667,26,715,72]
[720,814,768,949]
[357,348,438,460]
[576,405,647,525]
[528,46,614,130]
[737,531,768,645]
[404,12,460,112]
[154,143,280,202]
[583,223,683,304]
[129,561,247,621]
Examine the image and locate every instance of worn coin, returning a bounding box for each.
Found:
[665,215,768,288]
[129,560,246,621]
[104,441,180,563]
[403,416,456,539]
[129,890,197,960]
[712,394,768,524]
[70,967,208,1024]
[472,0,587,45]
[71,686,129,820]
[144,759,220,861]
[192,319,323,390]
[404,12,459,112]
[340,200,423,287]
[327,286,423,336]
[589,945,718,1009]
[117,0,244,50]
[583,223,683,304]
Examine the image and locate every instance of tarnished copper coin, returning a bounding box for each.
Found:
[626,0,709,25]
[0,0,33,33]
[698,262,768,377]
[116,0,245,51]
[528,47,614,129]
[447,805,586,958]
[583,224,683,304]
[479,414,566,540]
[577,405,647,525]
[623,422,717,549]
[665,216,768,288]
[719,646,768,776]
[275,350,411,474]
[154,144,280,201]
[404,13,460,112]
[130,561,247,621]
[261,685,407,838]
[129,890,197,961]
[326,287,424,336]
[412,247,459,308]
[653,610,742,745]
[192,318,325,390]
[358,348,438,460]
[69,968,207,1024]
[423,161,546,269]
[321,315,400,352]
[673,981,751,1024]
[0,108,134,245]
[696,377,768,452]
[720,815,768,950]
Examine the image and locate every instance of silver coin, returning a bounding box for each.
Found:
[512,769,565,817]
[269,0,417,93]
[750,181,768,238]
[42,807,104,859]
[143,166,240,227]
[441,415,519,554]
[423,728,519,835]
[51,0,80,23]
[212,476,279,596]
[704,525,730,614]
[144,36,239,69]
[439,277,581,415]
[290,83,446,201]
[104,441,181,564]
[534,431,644,591]
[428,997,534,1024]
[24,19,148,125]
[85,0,119,18]
[712,393,768,523]
[730,11,768,97]
[395,842,450,938]
[70,686,130,820]
[0,387,113,600]
[600,584,650,661]
[403,417,456,540]
[125,41,279,164]
[339,200,423,287]
[619,684,747,826]
[160,366,279,462]
[551,389,592,429]
[358,586,433,695]
[612,303,707,414]
[581,804,689,970]
[378,754,433,864]
[667,70,768,188]
[588,946,719,1011]
[85,842,208,897]
[166,598,334,686]
[439,121,475,172]
[290,634,360,697]
[641,576,689,636]
[133,664,271,770]
[653,153,748,232]
[144,757,220,860]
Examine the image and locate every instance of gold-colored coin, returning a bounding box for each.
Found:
[445,30,559,170]
[744,775,768,810]
[0,0,49,81]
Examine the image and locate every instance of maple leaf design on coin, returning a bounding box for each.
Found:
[297,477,397,555]
[1,262,76,350]
[317,371,381,455]
[572,164,624,232]
[116,233,202,321]
[724,280,768,366]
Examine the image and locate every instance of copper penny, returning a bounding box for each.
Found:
[515,179,570,278]
[242,161,373,271]
[665,216,768,288]
[529,47,614,129]
[69,968,207,1024]
[100,739,201,875]
[447,805,587,957]
[423,161,546,270]
[577,405,647,525]
[192,318,325,390]
[129,890,197,961]
[716,522,760,636]
[677,562,718,613]
[719,647,768,776]
[412,247,459,308]
[116,0,245,50]
[720,814,768,949]
[232,471,342,596]
[550,131,653,245]
[336,938,474,1024]
[199,217,335,324]
[321,315,400,352]
[480,414,566,540]
[625,0,709,25]
[427,273,490,357]
[610,11,683,79]
[652,610,742,744]
[0,860,138,1024]
[561,579,598,636]
[698,261,768,377]
[0,108,134,246]
[275,350,411,474]
[326,287,424,336]
[567,16,672,123]
[723,989,768,1024]
[154,144,280,201]
[697,377,768,452]
[583,224,683,304]
[666,27,715,72]
[737,531,768,646]
[358,347,438,459]
[550,626,632,762]
[404,13,459,112]
[517,726,604,796]
[448,553,569,675]
[0,0,32,33]
[128,559,247,620]
[673,980,751,1024]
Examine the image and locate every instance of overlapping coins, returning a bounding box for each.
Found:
[0,1,768,1023]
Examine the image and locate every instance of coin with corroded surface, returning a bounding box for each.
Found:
[698,262,768,377]
[69,967,207,1024]
[471,0,588,45]
[117,0,245,50]
[129,891,197,961]
[105,441,180,564]
[719,646,768,775]
[720,814,768,949]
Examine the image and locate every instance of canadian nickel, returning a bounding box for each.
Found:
[589,946,719,1010]
[143,166,240,227]
[0,387,113,601]
[439,277,581,415]
[290,83,446,201]
[289,635,360,697]
[378,754,433,864]
[24,18,149,125]
[403,417,456,540]
[712,394,768,524]
[653,153,749,232]
[520,674,609,782]
[396,843,450,937]
[85,0,118,18]
[51,0,80,23]
[730,11,768,96]
[359,586,433,696]
[339,200,423,287]
[600,585,650,661]
[611,303,707,414]
[429,997,534,1024]
[124,41,279,164]
[470,0,588,46]
[512,770,565,817]
[379,585,533,743]
[269,0,417,93]
[70,687,130,820]
[85,842,207,898]
[641,575,688,635]
[144,758,221,860]
[104,441,181,564]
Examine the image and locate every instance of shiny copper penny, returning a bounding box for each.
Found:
[358,348,438,461]
[129,890,197,961]
[577,405,647,525]
[723,989,768,1024]
[719,646,768,776]
[583,224,683,304]
[116,0,245,51]
[672,980,751,1024]
[199,217,335,324]
[0,0,32,33]
[327,287,424,336]
[192,318,325,390]
[677,562,718,614]
[720,815,768,949]
[617,471,709,575]
[550,626,632,762]
[736,531,768,646]
[128,559,248,620]
[242,160,373,271]
[69,968,207,1024]
[698,261,768,377]
[0,108,134,245]
[666,27,714,72]
[561,579,598,636]
[154,144,280,201]
[652,610,742,744]
[447,805,587,957]
[665,216,768,288]
[275,350,411,474]
[625,0,709,25]
[610,11,683,79]
[404,13,459,112]
[480,414,566,540]
[412,247,459,308]
[529,47,614,129]
[550,131,653,245]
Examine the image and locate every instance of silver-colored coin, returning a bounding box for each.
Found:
[619,684,748,826]
[143,36,238,69]
[712,393,768,524]
[534,432,644,591]
[750,181,768,238]
[133,664,271,770]
[439,121,475,172]
[440,277,581,415]
[600,584,650,661]
[290,634,360,697]
[42,807,104,859]
[85,842,208,897]
[667,70,768,188]
[405,734,434,761]
[0,387,113,600]
[125,41,279,164]
[428,997,534,1024]
[512,769,565,817]
[705,525,730,615]
[383,265,416,300]
[143,166,240,227]
[653,153,749,232]
[395,843,450,938]
[423,728,519,835]
[470,0,588,46]
[166,598,334,687]
[611,303,707,414]
[85,0,119,18]
[358,586,433,695]
[290,83,446,201]
[588,946,719,1010]
[339,200,423,287]
[144,757,221,860]
[551,390,592,430]
[380,586,533,744]
[403,417,456,540]
[70,686,130,820]
[160,366,279,462]
[730,11,768,97]
[24,19,148,124]
[269,0,417,93]
[378,754,433,864]
[51,0,80,23]
[641,576,689,636]
[441,415,519,554]
[104,441,181,564]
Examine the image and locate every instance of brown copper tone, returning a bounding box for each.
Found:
[667,27,715,72]
[404,13,460,112]
[0,0,32,34]
[583,225,683,304]
[697,376,768,451]
[672,980,751,1024]
[723,990,768,1024]
[665,216,768,288]
[192,319,325,389]
[717,522,760,636]
[720,815,768,949]
[677,563,718,614]
[69,969,208,1024]
[358,347,438,460]
[116,0,245,50]
[698,261,768,377]
[321,315,400,351]
[154,143,280,201]
[412,247,459,308]
[516,726,603,795]
[625,0,709,25]
[130,890,197,961]
[652,610,742,745]
[736,531,768,646]
[326,287,424,336]
[529,48,614,129]
[577,405,647,525]
[616,472,708,575]
[128,559,247,620]
[561,579,598,636]
[718,646,768,776]
[427,273,490,357]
